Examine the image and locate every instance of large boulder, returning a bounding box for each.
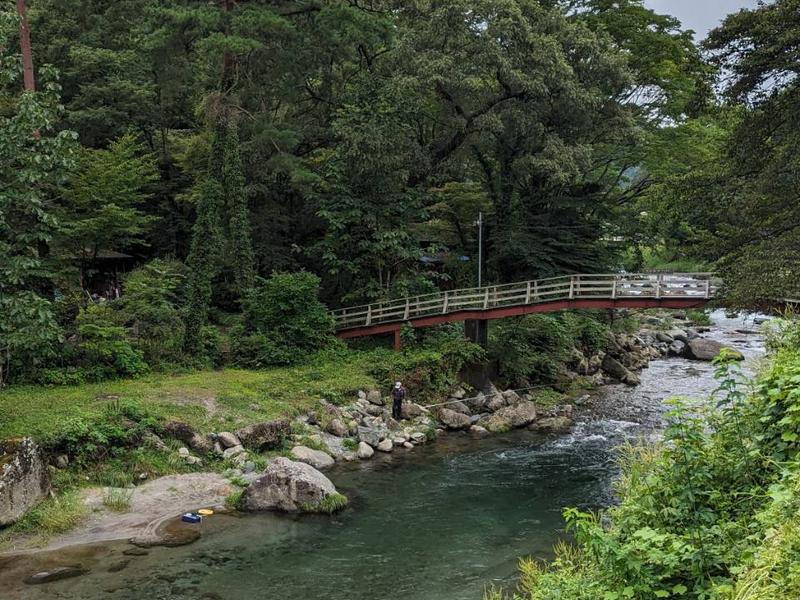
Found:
[687,338,744,361]
[666,329,689,343]
[601,355,639,386]
[401,402,428,419]
[358,425,388,447]
[447,401,472,416]
[438,408,471,430]
[464,392,487,414]
[0,438,50,526]
[366,390,384,406]
[235,419,290,451]
[242,457,342,513]
[485,394,506,413]
[290,446,335,470]
[504,401,537,428]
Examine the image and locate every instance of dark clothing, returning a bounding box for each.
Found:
[391,386,406,419]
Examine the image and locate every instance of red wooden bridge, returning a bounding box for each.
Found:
[332,273,717,349]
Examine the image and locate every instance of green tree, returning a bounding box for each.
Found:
[57,133,158,287]
[0,10,76,384]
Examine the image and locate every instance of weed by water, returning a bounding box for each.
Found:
[303,492,348,515]
[9,490,88,536]
[225,489,245,511]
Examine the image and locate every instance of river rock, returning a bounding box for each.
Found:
[532,416,574,433]
[469,425,489,437]
[235,419,290,451]
[502,390,522,406]
[668,340,687,357]
[666,328,689,343]
[223,445,245,459]
[485,394,506,413]
[392,436,407,446]
[601,355,639,386]
[290,446,335,470]
[216,432,241,449]
[358,425,387,447]
[366,390,384,406]
[242,457,340,513]
[364,404,385,417]
[401,402,427,419]
[687,339,744,361]
[376,439,393,452]
[655,331,673,343]
[403,441,414,449]
[447,401,472,416]
[493,400,536,429]
[24,566,89,585]
[451,387,467,399]
[0,438,50,526]
[438,408,471,430]
[410,432,427,444]
[464,392,486,413]
[325,418,349,438]
[357,442,374,459]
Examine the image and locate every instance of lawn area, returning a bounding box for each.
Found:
[0,359,378,441]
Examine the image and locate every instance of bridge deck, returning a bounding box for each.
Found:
[333,273,716,340]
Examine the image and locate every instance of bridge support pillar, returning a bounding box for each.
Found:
[393,328,401,351]
[464,319,488,348]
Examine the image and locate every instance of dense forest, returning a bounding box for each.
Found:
[1,0,798,385]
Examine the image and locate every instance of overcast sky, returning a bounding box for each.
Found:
[643,0,760,40]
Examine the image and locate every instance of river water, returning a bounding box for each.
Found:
[6,312,767,600]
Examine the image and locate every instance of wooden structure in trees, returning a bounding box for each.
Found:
[332,273,717,349]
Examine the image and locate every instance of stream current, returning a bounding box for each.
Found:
[7,311,767,600]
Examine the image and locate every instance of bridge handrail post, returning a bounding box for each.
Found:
[366,305,372,326]
[533,280,538,302]
[403,299,410,320]
[525,281,531,304]
[442,292,449,314]
[483,288,489,310]
[611,277,617,299]
[705,279,710,299]
[656,274,662,299]
[569,276,575,299]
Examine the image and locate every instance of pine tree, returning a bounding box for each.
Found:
[222,123,255,296]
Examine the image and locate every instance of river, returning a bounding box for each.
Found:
[5,311,767,600]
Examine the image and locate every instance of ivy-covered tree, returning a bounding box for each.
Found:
[221,122,255,296]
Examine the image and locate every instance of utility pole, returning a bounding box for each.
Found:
[16,0,35,92]
[476,211,483,288]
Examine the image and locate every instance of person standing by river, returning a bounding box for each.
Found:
[391,381,406,420]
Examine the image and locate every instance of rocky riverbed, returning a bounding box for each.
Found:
[0,310,766,597]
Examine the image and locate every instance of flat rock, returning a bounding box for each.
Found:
[447,401,472,416]
[376,439,393,452]
[24,566,88,585]
[358,425,388,447]
[469,425,489,437]
[290,446,335,470]
[531,416,574,433]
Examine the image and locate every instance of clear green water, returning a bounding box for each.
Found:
[7,312,765,600]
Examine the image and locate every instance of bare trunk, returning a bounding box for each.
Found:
[16,0,35,92]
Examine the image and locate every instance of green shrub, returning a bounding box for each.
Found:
[489,314,573,386]
[686,308,712,326]
[231,272,336,367]
[119,259,187,367]
[74,304,149,379]
[225,489,245,511]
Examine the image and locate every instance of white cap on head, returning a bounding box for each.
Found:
[395,382,402,388]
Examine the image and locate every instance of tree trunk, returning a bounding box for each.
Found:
[16,0,35,92]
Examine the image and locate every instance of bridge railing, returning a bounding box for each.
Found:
[332,273,717,331]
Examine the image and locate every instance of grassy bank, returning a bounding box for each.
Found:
[488,323,800,600]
